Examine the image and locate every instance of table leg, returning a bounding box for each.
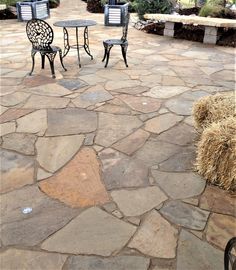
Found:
[76,27,81,68]
[83,26,93,60]
[63,27,70,58]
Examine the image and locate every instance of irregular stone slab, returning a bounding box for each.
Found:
[0,149,34,194]
[144,86,189,99]
[144,113,183,134]
[41,207,136,256]
[159,145,196,172]
[23,75,55,88]
[64,255,150,270]
[140,74,162,87]
[128,210,178,258]
[73,85,113,108]
[180,90,209,101]
[39,148,110,208]
[24,83,72,96]
[46,108,97,136]
[79,74,107,85]
[58,79,87,90]
[111,186,167,216]
[177,230,223,270]
[135,140,180,166]
[109,86,149,95]
[0,249,67,270]
[0,185,79,246]
[113,129,150,155]
[0,105,8,115]
[0,92,30,106]
[2,133,36,155]
[0,108,34,124]
[160,201,209,230]
[95,103,130,115]
[200,186,236,217]
[37,168,52,181]
[152,170,205,199]
[96,113,142,147]
[23,94,69,109]
[96,69,130,81]
[119,95,161,113]
[211,70,235,81]
[99,148,149,190]
[157,123,196,146]
[206,213,236,250]
[36,135,84,173]
[162,76,185,86]
[16,109,47,135]
[165,98,195,115]
[105,80,141,91]
[0,122,16,136]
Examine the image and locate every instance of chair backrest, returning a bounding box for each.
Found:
[26,19,53,50]
[121,13,130,42]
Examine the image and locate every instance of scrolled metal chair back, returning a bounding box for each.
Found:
[26,19,54,50]
[121,13,130,42]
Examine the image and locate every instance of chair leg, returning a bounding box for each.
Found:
[46,52,57,79]
[41,54,45,69]
[29,51,37,76]
[59,50,67,71]
[102,44,107,62]
[104,45,113,68]
[121,44,128,67]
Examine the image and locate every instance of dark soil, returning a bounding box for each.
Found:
[179,7,200,16]
[0,8,17,20]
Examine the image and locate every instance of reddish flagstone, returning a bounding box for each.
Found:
[206,213,236,250]
[23,75,55,88]
[39,148,110,208]
[200,185,236,217]
[0,108,35,124]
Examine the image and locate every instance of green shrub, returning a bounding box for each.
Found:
[199,2,236,18]
[207,0,224,5]
[132,0,174,19]
[0,0,17,6]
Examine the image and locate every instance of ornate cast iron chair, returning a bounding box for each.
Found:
[224,237,236,270]
[26,19,67,78]
[102,13,129,68]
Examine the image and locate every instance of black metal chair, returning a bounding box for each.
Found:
[102,14,129,68]
[224,237,236,270]
[26,19,67,79]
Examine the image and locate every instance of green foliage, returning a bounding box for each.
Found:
[207,0,224,5]
[199,2,236,18]
[132,0,174,19]
[0,0,17,6]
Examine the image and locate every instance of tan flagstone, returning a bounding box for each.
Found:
[17,109,47,135]
[36,135,84,173]
[144,113,183,134]
[23,95,69,109]
[119,94,161,113]
[128,210,178,258]
[0,249,67,270]
[0,122,16,136]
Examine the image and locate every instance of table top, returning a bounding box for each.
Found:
[54,19,97,28]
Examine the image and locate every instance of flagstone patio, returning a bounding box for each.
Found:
[0,0,235,269]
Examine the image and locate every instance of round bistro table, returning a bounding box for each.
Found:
[54,19,97,67]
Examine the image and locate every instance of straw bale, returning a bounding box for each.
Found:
[196,116,236,192]
[192,93,235,130]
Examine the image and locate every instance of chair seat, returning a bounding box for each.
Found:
[32,45,61,53]
[103,39,128,46]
